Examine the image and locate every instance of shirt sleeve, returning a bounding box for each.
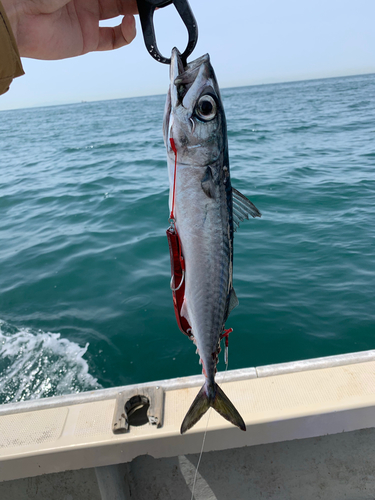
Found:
[0,1,24,96]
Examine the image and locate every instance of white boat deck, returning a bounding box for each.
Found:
[1,350,375,499]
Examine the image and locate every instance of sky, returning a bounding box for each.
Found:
[1,0,375,110]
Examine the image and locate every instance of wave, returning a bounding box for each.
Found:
[0,320,101,404]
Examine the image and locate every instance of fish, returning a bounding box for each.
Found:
[163,48,261,434]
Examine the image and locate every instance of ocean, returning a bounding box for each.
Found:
[1,73,374,404]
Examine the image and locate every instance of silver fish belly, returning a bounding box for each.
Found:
[164,48,261,434]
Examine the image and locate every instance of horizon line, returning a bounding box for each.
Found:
[1,70,374,113]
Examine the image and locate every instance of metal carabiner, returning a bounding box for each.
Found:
[136,0,198,66]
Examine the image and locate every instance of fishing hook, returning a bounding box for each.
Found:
[170,269,185,291]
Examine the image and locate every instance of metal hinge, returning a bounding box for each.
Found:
[112,386,164,433]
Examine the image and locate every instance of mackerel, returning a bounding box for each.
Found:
[164,48,261,434]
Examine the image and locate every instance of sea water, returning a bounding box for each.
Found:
[1,73,375,404]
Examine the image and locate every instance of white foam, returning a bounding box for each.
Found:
[0,320,101,403]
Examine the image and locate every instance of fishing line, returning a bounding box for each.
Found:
[190,407,211,500]
[169,137,178,221]
[190,338,230,500]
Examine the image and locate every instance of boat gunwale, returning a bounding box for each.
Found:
[1,349,375,417]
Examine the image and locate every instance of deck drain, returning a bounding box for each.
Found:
[125,395,150,427]
[112,386,164,433]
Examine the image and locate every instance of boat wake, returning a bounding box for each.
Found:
[0,320,101,404]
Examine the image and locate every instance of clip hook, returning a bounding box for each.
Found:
[136,0,198,65]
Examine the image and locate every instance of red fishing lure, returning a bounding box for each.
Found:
[166,138,192,338]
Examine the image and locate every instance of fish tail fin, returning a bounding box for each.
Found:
[180,383,246,434]
[212,383,246,432]
[180,384,210,434]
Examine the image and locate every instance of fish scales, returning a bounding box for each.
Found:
[164,48,261,433]
[176,161,231,361]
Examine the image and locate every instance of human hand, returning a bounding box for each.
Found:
[2,0,137,60]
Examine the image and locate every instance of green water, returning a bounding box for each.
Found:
[1,73,375,403]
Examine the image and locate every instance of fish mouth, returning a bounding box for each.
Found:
[170,48,210,109]
[163,48,212,150]
[169,48,185,109]
[163,48,183,145]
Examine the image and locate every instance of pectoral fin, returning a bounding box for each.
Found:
[201,167,216,199]
[232,187,261,231]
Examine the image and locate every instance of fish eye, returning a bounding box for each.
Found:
[195,95,217,121]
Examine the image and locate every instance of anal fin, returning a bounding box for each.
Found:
[180,297,190,323]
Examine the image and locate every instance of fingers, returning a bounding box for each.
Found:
[98,0,138,20]
[120,13,136,44]
[97,14,136,51]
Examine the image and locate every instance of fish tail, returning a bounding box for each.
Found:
[180,382,246,434]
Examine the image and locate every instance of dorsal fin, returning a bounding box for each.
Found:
[228,288,239,314]
[232,187,261,231]
[224,288,239,322]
